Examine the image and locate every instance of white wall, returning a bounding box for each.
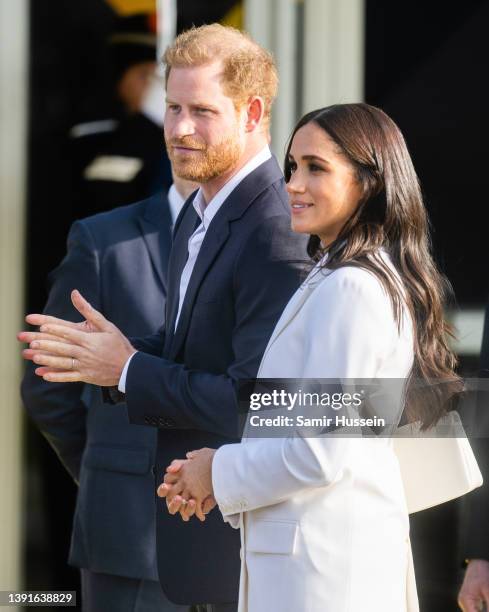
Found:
[0,0,28,592]
[302,0,364,112]
[245,0,364,158]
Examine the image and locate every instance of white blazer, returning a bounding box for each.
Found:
[212,252,419,612]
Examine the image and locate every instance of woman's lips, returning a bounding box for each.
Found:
[290,203,313,214]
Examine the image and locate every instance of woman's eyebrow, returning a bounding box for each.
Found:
[302,154,330,164]
[288,152,330,164]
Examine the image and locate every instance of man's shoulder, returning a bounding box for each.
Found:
[235,176,289,230]
[240,178,292,235]
[228,155,288,219]
[248,156,287,208]
[76,192,169,238]
[236,186,308,262]
[255,178,288,213]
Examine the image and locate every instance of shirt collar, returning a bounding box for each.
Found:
[192,145,272,230]
[167,183,186,225]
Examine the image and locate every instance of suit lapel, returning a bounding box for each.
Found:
[169,156,284,360]
[169,219,230,359]
[137,192,173,292]
[164,201,200,352]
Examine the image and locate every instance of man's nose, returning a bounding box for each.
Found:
[169,114,195,139]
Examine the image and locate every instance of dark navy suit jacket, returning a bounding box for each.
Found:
[21,192,172,581]
[124,157,308,604]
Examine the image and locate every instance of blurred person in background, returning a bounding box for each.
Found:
[69,13,172,219]
[21,173,197,612]
[24,9,173,598]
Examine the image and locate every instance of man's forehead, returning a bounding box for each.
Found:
[168,61,224,84]
[166,62,231,104]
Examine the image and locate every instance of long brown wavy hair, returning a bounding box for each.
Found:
[284,103,461,429]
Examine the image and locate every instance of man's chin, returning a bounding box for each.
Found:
[173,162,222,184]
[174,167,208,183]
[173,150,241,183]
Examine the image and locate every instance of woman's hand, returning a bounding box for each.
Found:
[157,448,217,521]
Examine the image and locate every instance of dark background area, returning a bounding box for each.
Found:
[25,1,488,610]
[365,0,489,307]
[365,2,488,610]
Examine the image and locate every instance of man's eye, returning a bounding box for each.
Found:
[195,107,210,114]
[167,105,180,113]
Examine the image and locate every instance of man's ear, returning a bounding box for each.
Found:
[245,96,265,132]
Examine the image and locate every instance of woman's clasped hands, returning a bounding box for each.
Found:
[157,447,217,522]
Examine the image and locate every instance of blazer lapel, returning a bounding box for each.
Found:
[258,267,331,372]
[137,192,173,292]
[169,156,284,360]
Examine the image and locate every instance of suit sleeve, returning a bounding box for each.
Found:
[125,214,305,438]
[463,301,489,560]
[21,221,101,483]
[212,269,398,514]
[130,327,166,356]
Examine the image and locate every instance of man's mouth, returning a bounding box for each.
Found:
[171,142,204,153]
[173,146,201,151]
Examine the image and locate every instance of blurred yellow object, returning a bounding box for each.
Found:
[105,0,156,16]
[221,1,243,29]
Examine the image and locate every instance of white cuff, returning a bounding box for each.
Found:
[212,446,241,528]
[118,352,137,393]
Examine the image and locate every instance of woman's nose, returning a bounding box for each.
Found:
[286,173,305,194]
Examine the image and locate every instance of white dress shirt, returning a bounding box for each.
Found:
[118,146,272,393]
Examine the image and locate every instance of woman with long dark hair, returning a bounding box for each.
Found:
[160,103,462,611]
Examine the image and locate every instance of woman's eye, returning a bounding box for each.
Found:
[289,162,297,172]
[309,163,324,173]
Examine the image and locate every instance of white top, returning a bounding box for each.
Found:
[118,146,272,393]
